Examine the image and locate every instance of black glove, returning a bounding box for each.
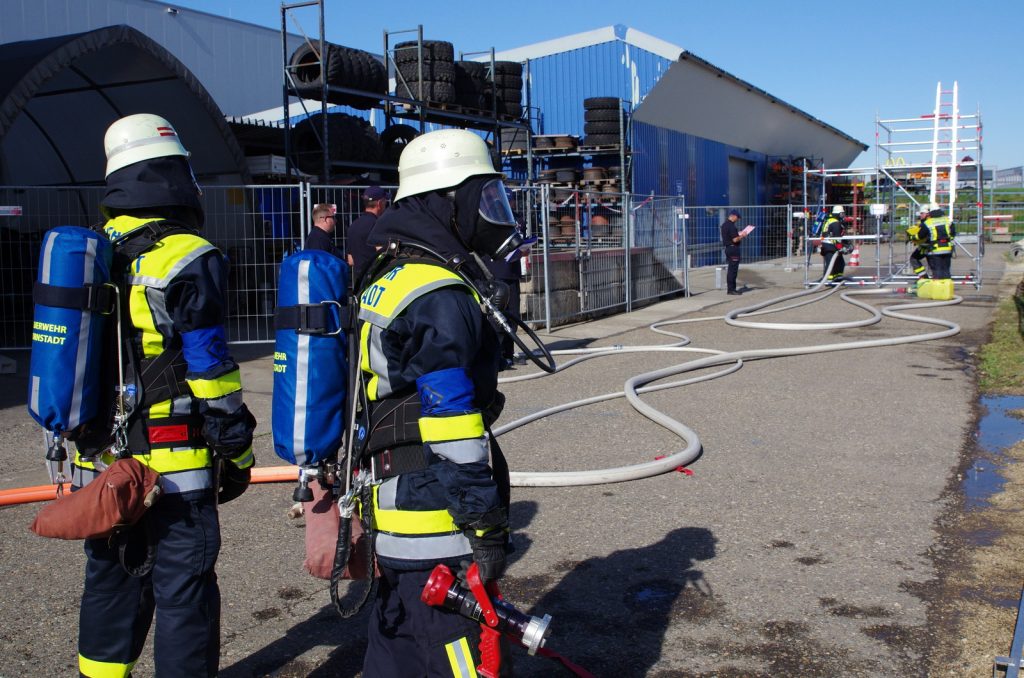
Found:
[218,461,251,504]
[466,526,510,583]
[202,403,257,459]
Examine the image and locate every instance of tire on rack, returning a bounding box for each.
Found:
[584,108,622,122]
[393,40,455,64]
[292,113,382,175]
[493,61,523,77]
[583,96,620,110]
[397,59,456,84]
[497,87,522,104]
[288,42,386,108]
[584,121,621,136]
[493,74,522,90]
[381,124,419,164]
[396,79,457,104]
[499,101,523,118]
[581,133,621,147]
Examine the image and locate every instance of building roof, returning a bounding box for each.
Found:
[633,51,867,167]
[488,24,682,63]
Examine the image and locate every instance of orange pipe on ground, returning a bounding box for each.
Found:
[0,465,300,507]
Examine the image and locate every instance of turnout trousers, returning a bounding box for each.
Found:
[364,566,493,678]
[927,252,952,279]
[79,496,221,678]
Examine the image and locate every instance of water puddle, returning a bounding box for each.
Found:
[963,395,1024,509]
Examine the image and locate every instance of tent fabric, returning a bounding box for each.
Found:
[0,24,248,186]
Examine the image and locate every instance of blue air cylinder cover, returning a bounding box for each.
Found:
[28,226,114,437]
[272,250,349,466]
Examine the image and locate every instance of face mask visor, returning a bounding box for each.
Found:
[478,179,517,227]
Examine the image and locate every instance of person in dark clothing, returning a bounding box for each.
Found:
[720,209,749,295]
[346,185,390,286]
[304,203,341,257]
[820,205,847,283]
[358,128,521,677]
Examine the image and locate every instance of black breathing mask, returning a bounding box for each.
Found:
[453,176,523,261]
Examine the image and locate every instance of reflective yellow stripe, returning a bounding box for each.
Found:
[133,447,212,473]
[419,413,484,443]
[360,322,379,401]
[128,283,163,357]
[359,263,476,328]
[187,369,242,399]
[79,654,134,678]
[148,398,172,417]
[444,637,478,678]
[229,446,255,469]
[372,484,459,535]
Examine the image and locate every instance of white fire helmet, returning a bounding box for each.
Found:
[394,128,501,202]
[832,205,845,215]
[104,113,190,178]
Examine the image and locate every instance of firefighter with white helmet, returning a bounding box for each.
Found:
[357,128,518,675]
[820,206,848,283]
[71,113,256,677]
[907,202,955,279]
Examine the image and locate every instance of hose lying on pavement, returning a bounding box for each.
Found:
[499,253,960,487]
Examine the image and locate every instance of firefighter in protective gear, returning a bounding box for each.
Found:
[820,206,847,282]
[71,113,256,677]
[358,128,516,677]
[907,205,932,277]
[918,204,955,279]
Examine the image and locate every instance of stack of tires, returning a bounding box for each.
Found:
[288,42,386,109]
[499,127,530,153]
[394,40,456,104]
[582,97,625,147]
[454,61,488,109]
[291,113,383,175]
[487,61,524,118]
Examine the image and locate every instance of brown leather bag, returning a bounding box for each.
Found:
[303,479,376,580]
[30,458,161,540]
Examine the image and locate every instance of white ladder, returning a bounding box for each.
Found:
[928,81,959,209]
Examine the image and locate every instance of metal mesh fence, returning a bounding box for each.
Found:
[1,185,1011,349]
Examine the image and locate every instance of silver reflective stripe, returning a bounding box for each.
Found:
[377,477,398,509]
[159,468,214,494]
[428,438,488,465]
[30,376,40,418]
[41,231,56,283]
[374,531,472,561]
[202,390,244,415]
[401,154,495,179]
[368,326,392,398]
[230,448,254,468]
[106,133,181,160]
[292,259,311,466]
[447,639,474,678]
[127,244,215,289]
[147,286,173,338]
[68,237,97,430]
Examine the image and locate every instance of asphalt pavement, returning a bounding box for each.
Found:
[0,244,1016,677]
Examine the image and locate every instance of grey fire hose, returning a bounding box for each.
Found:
[497,253,961,487]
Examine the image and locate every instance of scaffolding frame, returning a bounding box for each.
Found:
[802,82,984,289]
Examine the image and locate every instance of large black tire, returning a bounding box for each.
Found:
[456,61,487,79]
[584,121,621,135]
[397,59,456,84]
[583,96,620,110]
[499,102,523,118]
[493,61,523,77]
[581,133,620,147]
[493,74,522,90]
[380,124,419,164]
[396,79,457,104]
[584,108,622,122]
[393,40,455,63]
[498,87,522,104]
[289,42,386,108]
[292,113,383,175]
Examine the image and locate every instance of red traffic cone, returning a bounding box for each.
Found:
[849,246,860,266]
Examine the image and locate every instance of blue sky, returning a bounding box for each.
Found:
[171,0,1024,169]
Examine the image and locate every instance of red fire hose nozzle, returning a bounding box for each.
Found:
[421,563,552,655]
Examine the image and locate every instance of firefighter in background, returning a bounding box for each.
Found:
[820,205,848,282]
[72,114,256,677]
[906,205,932,277]
[918,203,956,279]
[357,128,517,676]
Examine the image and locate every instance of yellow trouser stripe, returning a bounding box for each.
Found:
[445,637,478,678]
[187,369,242,399]
[418,413,484,443]
[372,484,459,535]
[79,654,135,678]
